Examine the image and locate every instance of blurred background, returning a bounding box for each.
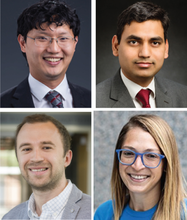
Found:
[94,111,187,211]
[0,112,91,218]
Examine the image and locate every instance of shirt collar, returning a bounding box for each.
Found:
[120,69,156,100]
[28,180,73,218]
[28,74,70,101]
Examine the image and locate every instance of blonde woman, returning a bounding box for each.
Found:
[94,115,187,220]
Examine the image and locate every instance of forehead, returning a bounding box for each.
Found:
[121,20,165,40]
[29,22,73,36]
[17,122,61,140]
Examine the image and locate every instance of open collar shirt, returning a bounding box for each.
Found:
[28,180,73,220]
[120,69,156,108]
[28,73,73,108]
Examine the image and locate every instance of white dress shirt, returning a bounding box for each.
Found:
[28,180,73,220]
[120,69,156,108]
[28,74,73,108]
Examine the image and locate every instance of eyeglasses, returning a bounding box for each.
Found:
[27,36,76,48]
[116,149,165,169]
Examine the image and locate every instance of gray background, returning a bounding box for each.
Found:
[94,111,187,210]
[96,0,187,85]
[1,0,91,93]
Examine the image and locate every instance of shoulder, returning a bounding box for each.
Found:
[68,82,91,107]
[94,200,114,220]
[156,76,187,92]
[97,77,113,93]
[0,86,18,107]
[2,201,28,220]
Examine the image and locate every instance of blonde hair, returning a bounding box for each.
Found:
[111,114,187,220]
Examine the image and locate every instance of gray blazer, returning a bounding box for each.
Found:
[96,70,187,108]
[2,184,91,220]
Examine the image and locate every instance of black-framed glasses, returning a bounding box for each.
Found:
[27,35,76,48]
[116,149,165,169]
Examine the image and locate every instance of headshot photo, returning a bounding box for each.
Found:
[0,112,91,219]
[96,0,187,108]
[1,0,91,108]
[94,111,187,220]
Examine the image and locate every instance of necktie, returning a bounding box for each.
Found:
[45,90,64,108]
[136,89,151,108]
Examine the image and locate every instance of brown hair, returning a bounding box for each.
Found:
[111,114,187,220]
[15,114,71,156]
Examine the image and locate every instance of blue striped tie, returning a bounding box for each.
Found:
[45,90,64,108]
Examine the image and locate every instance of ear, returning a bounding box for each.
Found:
[64,150,73,168]
[164,39,169,59]
[17,34,26,53]
[112,35,119,57]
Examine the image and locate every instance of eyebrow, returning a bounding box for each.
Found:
[19,141,55,149]
[36,31,70,35]
[122,146,160,152]
[126,35,164,43]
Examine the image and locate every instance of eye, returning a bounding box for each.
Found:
[121,150,134,157]
[128,40,138,45]
[43,146,52,150]
[59,37,69,42]
[145,153,158,159]
[152,41,161,46]
[37,36,48,41]
[22,148,31,152]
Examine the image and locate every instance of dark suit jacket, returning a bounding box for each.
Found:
[96,70,187,108]
[0,78,91,108]
[2,184,91,220]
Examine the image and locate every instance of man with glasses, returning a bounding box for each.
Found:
[0,0,91,108]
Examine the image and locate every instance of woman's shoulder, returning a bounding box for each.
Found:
[94,200,114,220]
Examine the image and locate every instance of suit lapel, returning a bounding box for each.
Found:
[155,77,172,107]
[61,184,82,220]
[11,78,34,107]
[68,82,84,107]
[110,70,135,107]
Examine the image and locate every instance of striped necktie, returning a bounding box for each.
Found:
[45,90,64,108]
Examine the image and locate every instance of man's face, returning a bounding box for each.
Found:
[16,122,72,192]
[18,23,78,88]
[112,20,169,87]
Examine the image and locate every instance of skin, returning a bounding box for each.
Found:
[18,23,78,89]
[16,122,72,216]
[112,20,169,87]
[119,127,164,211]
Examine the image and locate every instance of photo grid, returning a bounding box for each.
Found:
[1,0,187,220]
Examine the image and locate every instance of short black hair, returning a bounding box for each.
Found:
[15,114,71,157]
[17,0,80,59]
[116,1,170,43]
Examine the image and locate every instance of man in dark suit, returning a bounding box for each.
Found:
[96,2,187,108]
[0,0,91,108]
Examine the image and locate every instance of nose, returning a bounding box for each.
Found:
[131,155,145,170]
[46,38,61,53]
[30,148,44,163]
[138,43,150,58]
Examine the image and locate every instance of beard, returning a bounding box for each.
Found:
[21,162,64,192]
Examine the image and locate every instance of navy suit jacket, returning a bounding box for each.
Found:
[0,78,91,108]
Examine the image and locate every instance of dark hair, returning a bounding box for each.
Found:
[17,0,80,59]
[116,1,170,43]
[15,114,71,157]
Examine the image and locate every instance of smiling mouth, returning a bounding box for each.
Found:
[29,168,48,172]
[43,57,63,62]
[129,174,150,180]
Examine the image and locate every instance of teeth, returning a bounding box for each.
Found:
[130,175,148,180]
[45,58,61,62]
[31,168,47,172]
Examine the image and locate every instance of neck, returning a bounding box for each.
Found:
[30,73,66,89]
[129,189,160,211]
[33,178,68,216]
